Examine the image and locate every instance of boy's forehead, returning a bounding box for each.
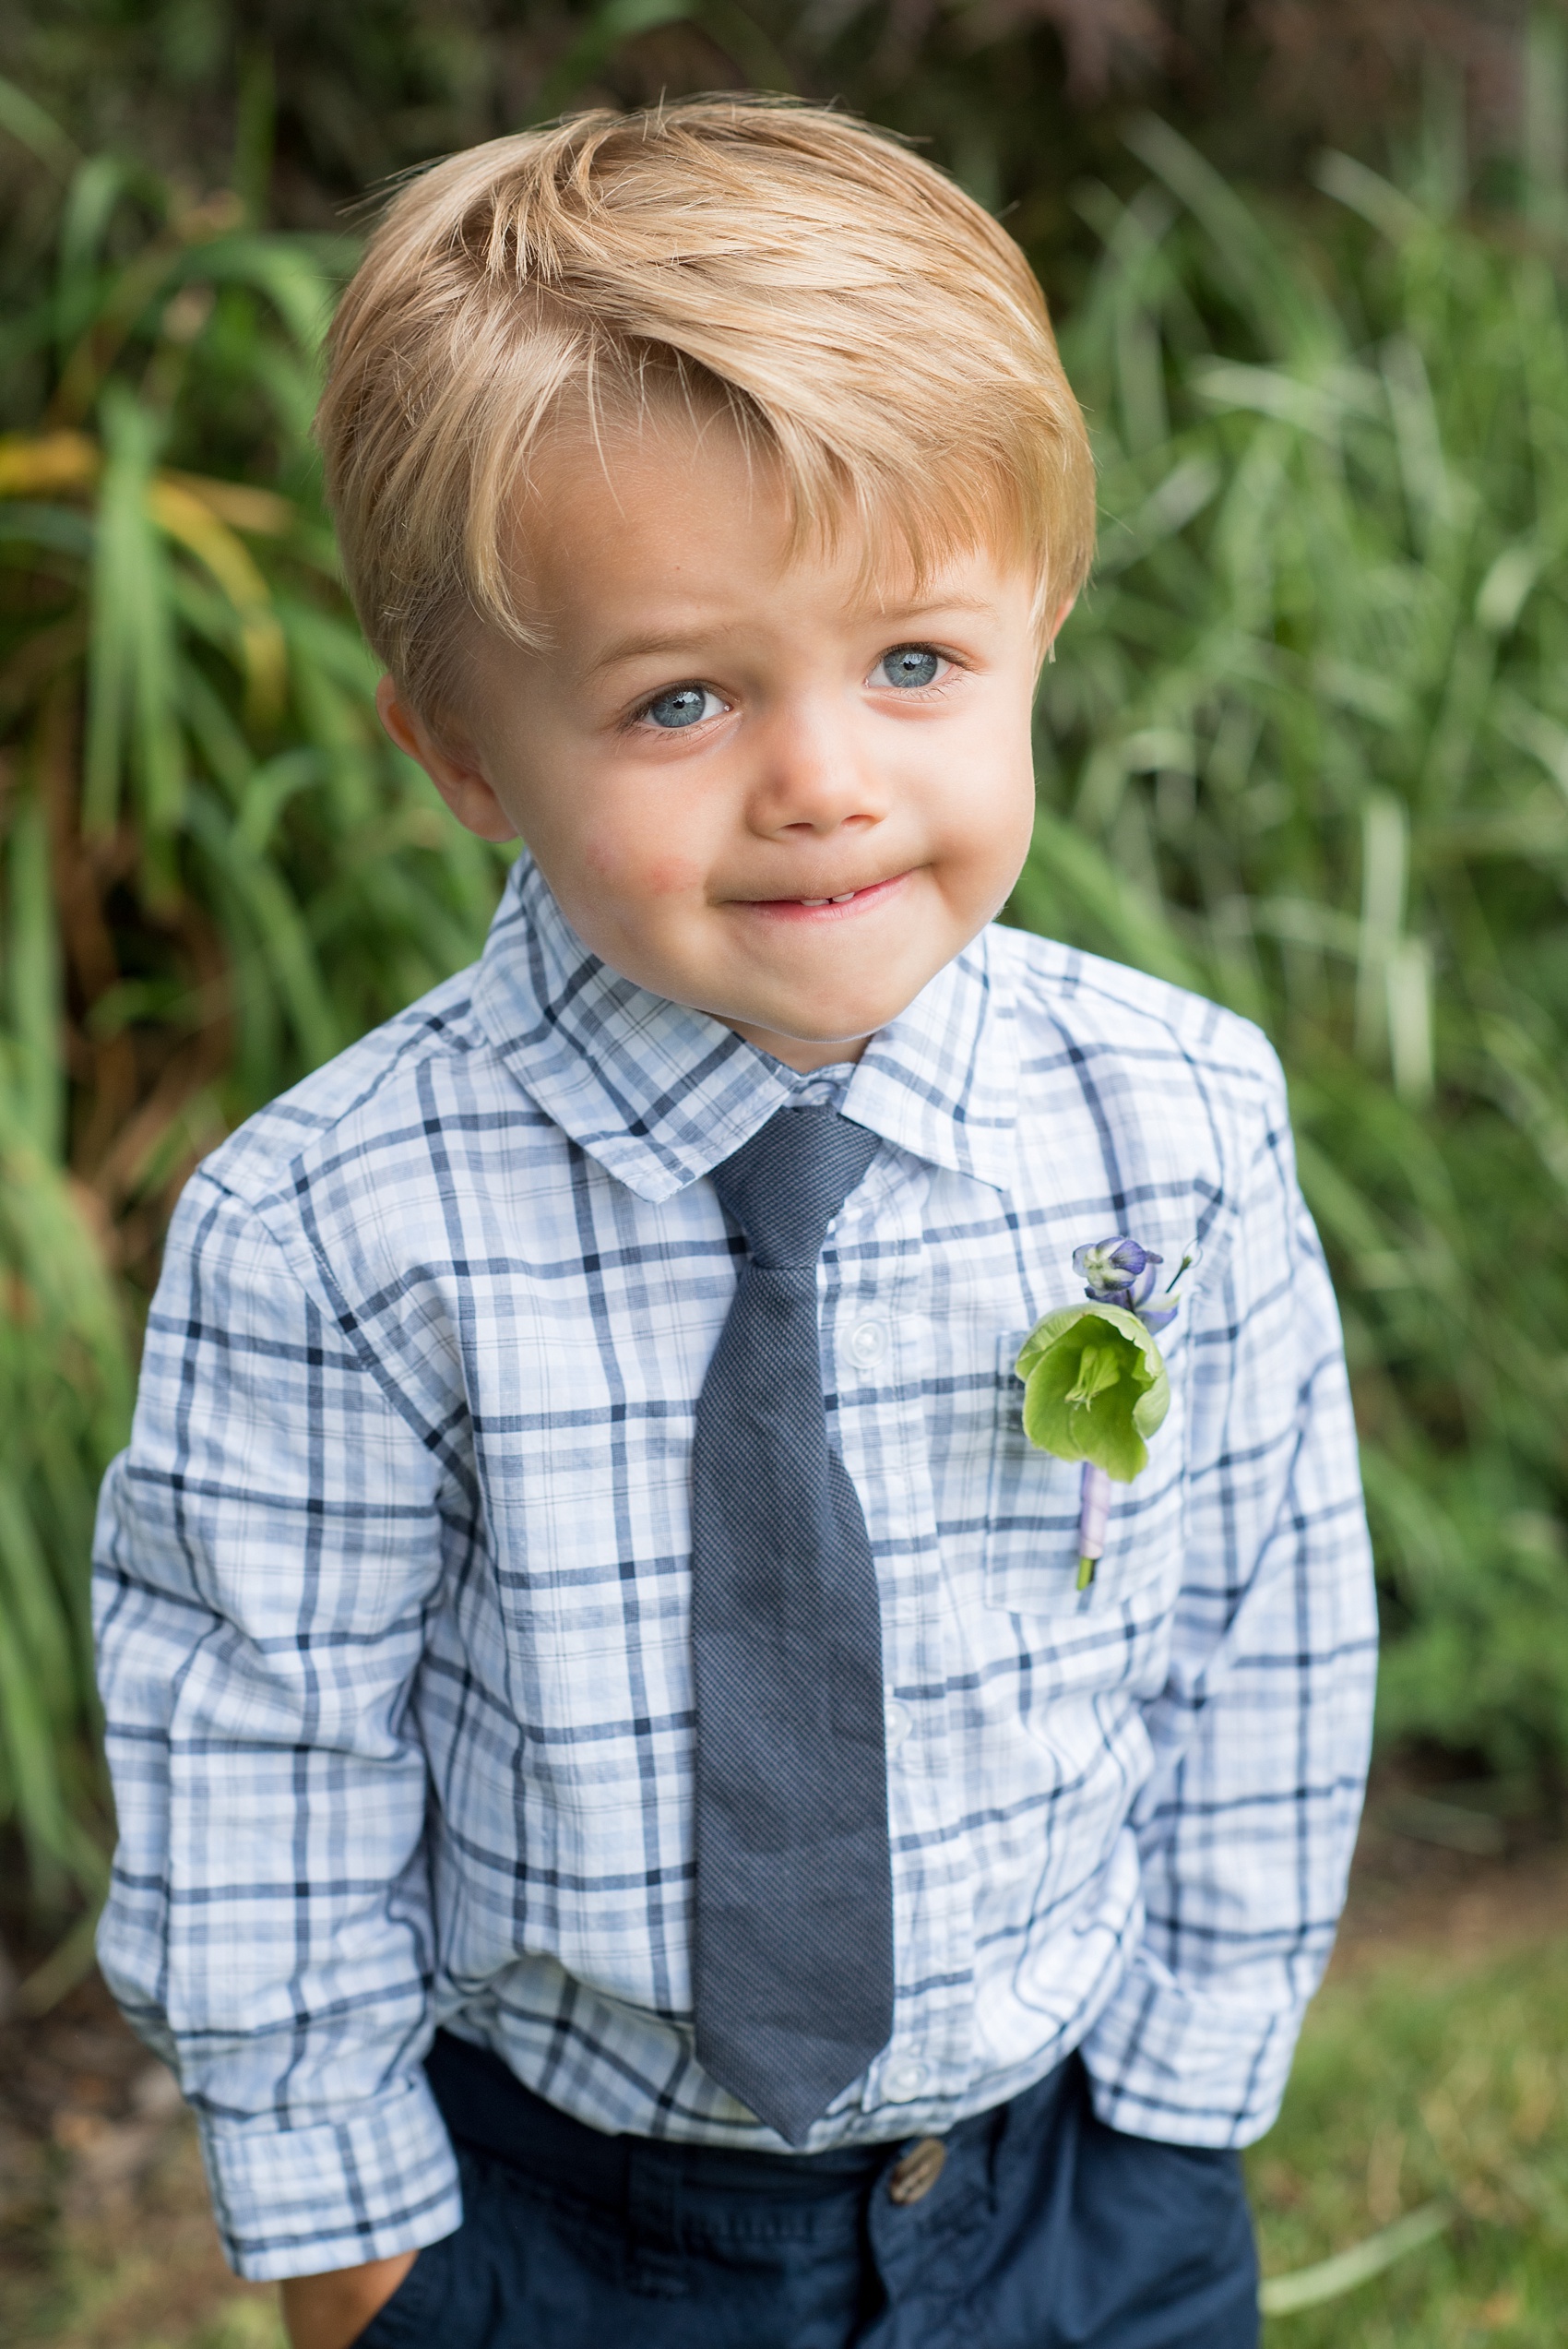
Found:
[505,411,1019,659]
[516,398,773,537]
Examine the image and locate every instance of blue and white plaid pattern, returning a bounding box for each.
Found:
[94,856,1377,2282]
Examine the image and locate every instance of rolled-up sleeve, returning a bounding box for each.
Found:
[93,1171,463,2280]
[1080,1055,1379,2146]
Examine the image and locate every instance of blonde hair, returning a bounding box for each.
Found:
[317,96,1096,719]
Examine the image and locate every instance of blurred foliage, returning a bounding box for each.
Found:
[1,0,1567,1938]
[1025,78,1568,1783]
[0,1,1536,328]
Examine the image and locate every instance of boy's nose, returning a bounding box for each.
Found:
[746,704,886,837]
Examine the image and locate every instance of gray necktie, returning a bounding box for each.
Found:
[689,1103,895,2145]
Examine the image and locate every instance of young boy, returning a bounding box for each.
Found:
[94,99,1377,2349]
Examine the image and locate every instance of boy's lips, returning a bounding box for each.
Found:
[731,872,908,923]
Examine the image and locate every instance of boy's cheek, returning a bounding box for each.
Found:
[928,781,1034,899]
[579,825,707,905]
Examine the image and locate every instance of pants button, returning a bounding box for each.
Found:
[886,2137,946,2206]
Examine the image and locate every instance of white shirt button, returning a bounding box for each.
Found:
[882,2057,929,2103]
[849,1319,888,1367]
[885,1698,913,1751]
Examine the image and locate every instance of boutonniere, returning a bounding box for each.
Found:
[1015,1237,1197,1590]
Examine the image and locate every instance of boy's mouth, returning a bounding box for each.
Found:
[736,873,907,922]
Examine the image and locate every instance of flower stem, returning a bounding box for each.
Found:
[1076,1462,1111,1589]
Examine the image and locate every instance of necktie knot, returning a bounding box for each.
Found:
[710,1106,880,1270]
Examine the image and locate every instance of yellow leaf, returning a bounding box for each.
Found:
[147,475,287,722]
[0,430,100,497]
[162,469,294,537]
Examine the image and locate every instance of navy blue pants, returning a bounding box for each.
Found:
[355,2033,1258,2349]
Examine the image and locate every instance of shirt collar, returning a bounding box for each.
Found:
[471,856,1019,1204]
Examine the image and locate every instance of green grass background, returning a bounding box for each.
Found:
[1253,1938,1568,2343]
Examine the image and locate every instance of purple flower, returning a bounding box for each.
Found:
[1072,1236,1163,1313]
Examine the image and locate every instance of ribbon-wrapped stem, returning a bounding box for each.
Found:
[1076,1462,1111,1591]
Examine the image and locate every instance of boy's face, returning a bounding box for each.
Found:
[380,416,1054,1071]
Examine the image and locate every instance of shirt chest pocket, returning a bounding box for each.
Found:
[981,1331,1185,1619]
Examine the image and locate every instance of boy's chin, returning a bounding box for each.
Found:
[719,984,926,1058]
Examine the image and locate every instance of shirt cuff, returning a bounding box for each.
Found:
[197,2073,463,2283]
[1078,1950,1308,2149]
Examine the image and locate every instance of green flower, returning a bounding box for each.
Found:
[1015,1303,1170,1485]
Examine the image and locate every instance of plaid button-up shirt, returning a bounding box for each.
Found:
[94,856,1376,2282]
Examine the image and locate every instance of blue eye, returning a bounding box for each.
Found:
[876,647,941,690]
[644,685,717,729]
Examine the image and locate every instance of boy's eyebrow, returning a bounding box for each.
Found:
[588,627,731,677]
[587,595,1002,677]
[873,593,1000,626]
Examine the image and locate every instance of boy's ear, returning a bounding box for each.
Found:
[375,675,519,842]
[1040,592,1077,666]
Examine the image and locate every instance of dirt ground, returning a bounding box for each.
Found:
[0,1961,280,2347]
[1331,1809,1568,1981]
[6,1771,1568,2348]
